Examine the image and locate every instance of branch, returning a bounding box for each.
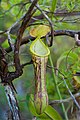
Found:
[21,60,33,68]
[42,10,80,17]
[0,0,38,82]
[49,92,80,105]
[54,11,80,17]
[5,84,20,120]
[5,30,80,53]
[14,0,38,72]
[18,30,80,42]
[62,77,80,110]
[0,47,20,120]
[54,30,80,38]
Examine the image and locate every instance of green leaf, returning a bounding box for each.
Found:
[44,105,62,120]
[51,0,57,12]
[37,114,51,120]
[2,40,9,48]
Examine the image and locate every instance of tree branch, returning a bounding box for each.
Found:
[62,77,80,110]
[0,0,38,82]
[50,92,80,105]
[14,0,38,72]
[5,30,80,53]
[0,1,38,120]
[5,84,20,120]
[0,47,20,120]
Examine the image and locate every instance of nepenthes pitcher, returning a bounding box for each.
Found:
[30,25,50,114]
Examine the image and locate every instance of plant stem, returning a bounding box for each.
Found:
[49,55,69,120]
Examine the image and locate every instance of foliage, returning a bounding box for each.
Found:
[27,94,62,120]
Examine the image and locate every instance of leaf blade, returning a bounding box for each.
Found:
[44,105,62,120]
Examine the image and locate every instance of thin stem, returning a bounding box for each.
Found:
[49,55,69,120]
[62,77,80,110]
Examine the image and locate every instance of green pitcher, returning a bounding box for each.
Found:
[30,25,50,114]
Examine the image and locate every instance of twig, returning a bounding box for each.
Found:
[7,30,15,51]
[47,65,67,78]
[1,1,35,49]
[50,92,80,105]
[21,60,33,68]
[62,77,80,110]
[65,46,78,71]
[5,12,27,51]
[44,10,80,16]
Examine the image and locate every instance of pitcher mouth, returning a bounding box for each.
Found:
[30,38,50,57]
